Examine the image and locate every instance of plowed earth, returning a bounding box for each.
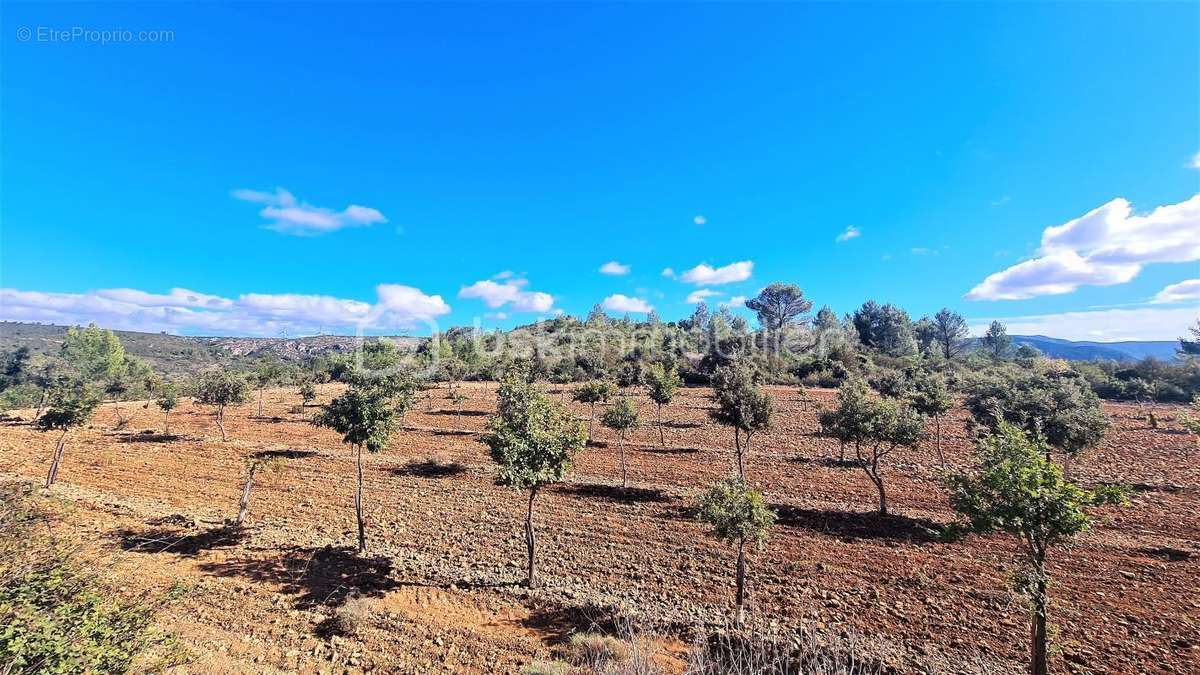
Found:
[1,384,1196,674]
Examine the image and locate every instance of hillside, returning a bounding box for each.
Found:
[0,322,423,375]
[1010,335,1180,362]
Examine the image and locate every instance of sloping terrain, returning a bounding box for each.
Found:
[0,385,1196,673]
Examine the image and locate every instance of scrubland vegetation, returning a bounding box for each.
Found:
[1,286,1198,673]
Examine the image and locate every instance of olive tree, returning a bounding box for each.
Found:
[313,380,399,553]
[194,369,250,442]
[572,379,615,435]
[600,397,639,487]
[484,377,586,588]
[155,382,179,435]
[908,370,953,466]
[643,363,681,447]
[946,421,1126,675]
[710,363,773,479]
[696,475,775,625]
[38,380,101,488]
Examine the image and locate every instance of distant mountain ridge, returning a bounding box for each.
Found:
[1005,335,1180,362]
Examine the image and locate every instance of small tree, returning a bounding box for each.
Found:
[854,398,924,515]
[946,421,1126,675]
[194,369,250,442]
[155,382,179,435]
[819,379,873,462]
[908,371,953,466]
[298,380,317,407]
[251,359,283,417]
[965,372,1107,464]
[235,454,286,526]
[710,363,773,479]
[449,387,468,428]
[643,363,681,447]
[313,381,398,553]
[696,475,775,625]
[932,308,969,360]
[484,377,586,588]
[600,397,640,487]
[38,380,101,488]
[572,380,615,435]
[981,320,1012,359]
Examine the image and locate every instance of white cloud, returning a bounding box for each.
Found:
[911,247,938,256]
[1151,279,1200,305]
[493,270,515,280]
[835,225,860,243]
[722,295,747,308]
[602,294,652,314]
[1189,152,1200,170]
[0,284,449,336]
[966,195,1200,301]
[458,279,554,313]
[233,187,387,236]
[677,260,754,286]
[694,215,707,225]
[686,289,721,304]
[968,306,1198,342]
[599,261,631,276]
[661,268,676,279]
[991,196,1012,207]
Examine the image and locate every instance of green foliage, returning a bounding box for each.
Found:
[155,382,179,413]
[696,475,775,546]
[818,379,874,447]
[485,378,586,491]
[0,484,172,674]
[298,380,317,406]
[965,371,1107,456]
[945,420,1105,556]
[60,324,125,383]
[600,396,639,433]
[907,371,952,418]
[709,363,773,435]
[1184,398,1200,435]
[314,382,399,452]
[931,308,969,360]
[572,379,615,405]
[35,381,100,432]
[193,369,251,408]
[643,363,681,406]
[852,301,917,357]
[868,368,909,399]
[980,320,1012,359]
[744,283,813,337]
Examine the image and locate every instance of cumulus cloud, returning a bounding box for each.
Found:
[694,215,707,225]
[233,187,387,236]
[0,284,449,336]
[661,268,676,279]
[599,261,631,276]
[677,261,754,286]
[968,306,1198,342]
[1190,152,1200,170]
[602,294,652,314]
[966,195,1200,301]
[722,296,747,308]
[835,225,860,243]
[686,289,721,304]
[458,279,554,313]
[1151,279,1200,305]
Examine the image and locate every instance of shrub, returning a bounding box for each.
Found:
[329,595,374,636]
[568,632,630,666]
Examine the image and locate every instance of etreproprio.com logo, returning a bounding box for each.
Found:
[16,26,175,45]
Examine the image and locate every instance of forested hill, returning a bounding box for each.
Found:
[0,322,423,375]
[1006,335,1180,362]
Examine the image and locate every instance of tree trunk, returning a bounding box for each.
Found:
[258,388,264,417]
[1031,565,1049,675]
[865,460,887,515]
[34,389,47,420]
[112,398,123,427]
[236,461,257,525]
[163,409,171,436]
[657,404,666,447]
[838,440,845,462]
[619,435,628,487]
[734,429,744,478]
[45,429,68,488]
[525,488,539,588]
[588,403,596,436]
[735,536,747,625]
[216,406,228,441]
[355,443,367,553]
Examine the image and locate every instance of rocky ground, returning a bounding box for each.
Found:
[1,383,1196,673]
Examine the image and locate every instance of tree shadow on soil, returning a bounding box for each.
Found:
[197,544,399,609]
[390,459,468,478]
[253,448,319,460]
[426,409,490,417]
[556,482,674,504]
[111,431,187,443]
[113,523,247,556]
[791,456,861,470]
[1138,546,1192,562]
[638,445,701,455]
[773,506,947,544]
[522,601,626,644]
[427,428,479,437]
[663,420,702,429]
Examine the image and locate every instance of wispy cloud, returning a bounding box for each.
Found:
[458,278,554,313]
[911,247,938,256]
[722,295,747,308]
[233,187,387,236]
[966,194,1200,301]
[599,261,631,276]
[0,284,449,336]
[1189,152,1200,170]
[686,289,721,304]
[693,215,707,226]
[676,261,754,286]
[1151,278,1200,305]
[835,225,861,243]
[968,306,1197,342]
[602,294,652,313]
[990,195,1012,207]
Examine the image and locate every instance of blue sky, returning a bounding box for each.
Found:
[1,2,1197,340]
